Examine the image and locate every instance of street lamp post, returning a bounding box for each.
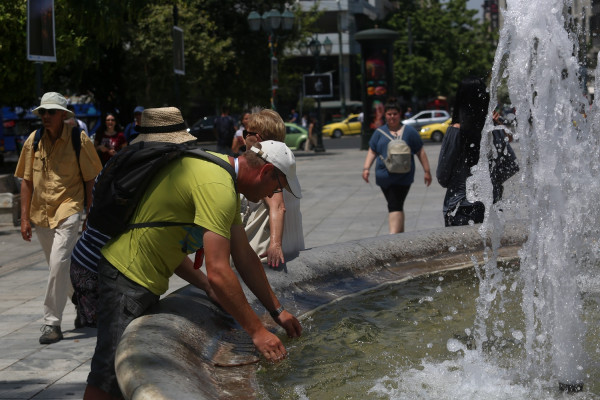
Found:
[336,0,346,118]
[300,36,332,152]
[247,9,294,111]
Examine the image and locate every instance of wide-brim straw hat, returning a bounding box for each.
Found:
[130,107,196,144]
[33,92,74,118]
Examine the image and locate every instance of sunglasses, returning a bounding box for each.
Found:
[254,148,286,194]
[243,130,262,140]
[38,108,57,116]
[274,169,284,194]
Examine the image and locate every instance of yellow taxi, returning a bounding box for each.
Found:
[419,118,451,142]
[321,114,362,138]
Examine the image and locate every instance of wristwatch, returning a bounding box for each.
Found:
[269,305,285,319]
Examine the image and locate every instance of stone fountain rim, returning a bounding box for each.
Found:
[115,220,527,400]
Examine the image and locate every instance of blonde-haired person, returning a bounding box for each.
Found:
[241,108,305,267]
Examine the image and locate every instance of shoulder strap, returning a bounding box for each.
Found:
[70,126,87,206]
[398,125,405,140]
[126,145,238,231]
[33,126,82,159]
[377,126,406,142]
[376,128,394,141]
[33,128,43,152]
[183,147,238,192]
[71,126,82,161]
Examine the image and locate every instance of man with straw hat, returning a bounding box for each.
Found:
[15,92,102,345]
[84,107,303,400]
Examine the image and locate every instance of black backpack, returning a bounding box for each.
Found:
[86,141,237,237]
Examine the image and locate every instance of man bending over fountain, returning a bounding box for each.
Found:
[84,107,303,400]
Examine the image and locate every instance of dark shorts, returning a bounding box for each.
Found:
[380,185,411,212]
[87,257,159,397]
[70,261,99,327]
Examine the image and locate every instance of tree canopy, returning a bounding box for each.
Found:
[385,0,496,107]
[0,0,298,121]
[0,0,496,121]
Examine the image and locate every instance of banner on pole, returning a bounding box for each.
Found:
[173,26,185,75]
[27,0,56,62]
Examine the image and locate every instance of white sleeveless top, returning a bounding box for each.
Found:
[241,190,305,262]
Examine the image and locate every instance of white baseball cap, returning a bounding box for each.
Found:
[251,140,302,199]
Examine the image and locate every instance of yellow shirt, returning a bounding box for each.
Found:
[14,125,102,228]
[102,155,241,295]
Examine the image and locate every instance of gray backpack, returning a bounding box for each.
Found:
[377,127,411,174]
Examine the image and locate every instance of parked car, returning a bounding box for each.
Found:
[321,113,362,138]
[188,116,217,142]
[284,123,308,150]
[419,118,451,142]
[402,109,450,131]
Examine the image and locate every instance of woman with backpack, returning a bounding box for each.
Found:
[362,98,432,234]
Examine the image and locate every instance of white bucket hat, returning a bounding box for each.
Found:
[33,92,74,118]
[251,140,302,199]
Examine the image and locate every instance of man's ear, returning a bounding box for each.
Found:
[259,163,275,179]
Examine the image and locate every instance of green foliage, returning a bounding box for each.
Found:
[0,1,36,106]
[0,0,496,119]
[386,0,496,105]
[0,0,299,120]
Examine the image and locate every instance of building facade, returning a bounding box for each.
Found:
[295,0,396,117]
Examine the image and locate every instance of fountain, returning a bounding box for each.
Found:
[470,0,600,392]
[114,0,600,398]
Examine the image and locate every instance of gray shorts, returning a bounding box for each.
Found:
[86,257,159,397]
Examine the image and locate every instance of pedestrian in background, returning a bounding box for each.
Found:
[14,92,102,344]
[304,113,319,151]
[214,105,237,156]
[94,112,127,165]
[362,97,432,234]
[436,76,518,226]
[300,112,309,129]
[65,104,89,136]
[241,108,305,267]
[123,105,144,144]
[288,108,299,124]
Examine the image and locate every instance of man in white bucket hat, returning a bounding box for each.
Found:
[14,92,102,345]
[85,107,302,399]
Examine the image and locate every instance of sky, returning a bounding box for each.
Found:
[467,0,485,19]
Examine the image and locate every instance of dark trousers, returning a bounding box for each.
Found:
[87,257,159,397]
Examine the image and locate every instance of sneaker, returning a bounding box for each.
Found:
[39,325,63,344]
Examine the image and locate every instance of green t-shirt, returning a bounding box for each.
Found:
[101,154,241,295]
